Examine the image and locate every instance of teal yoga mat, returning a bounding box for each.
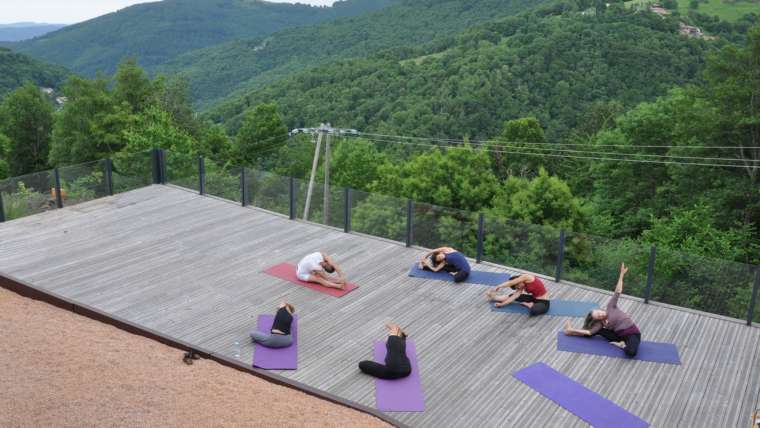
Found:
[490,300,598,317]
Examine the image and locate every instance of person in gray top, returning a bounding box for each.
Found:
[563,263,641,357]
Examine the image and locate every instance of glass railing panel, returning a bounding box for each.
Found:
[482,216,559,278]
[412,202,479,256]
[563,232,650,297]
[166,151,199,192]
[0,169,55,220]
[111,150,153,193]
[204,160,241,203]
[57,160,108,207]
[350,189,407,242]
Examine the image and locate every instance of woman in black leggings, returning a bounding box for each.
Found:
[359,323,411,380]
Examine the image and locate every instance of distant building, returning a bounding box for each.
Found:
[649,5,671,15]
[40,87,54,95]
[680,22,703,37]
[55,96,67,106]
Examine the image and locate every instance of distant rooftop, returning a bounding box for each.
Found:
[1,185,758,427]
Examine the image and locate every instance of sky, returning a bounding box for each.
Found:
[0,0,336,25]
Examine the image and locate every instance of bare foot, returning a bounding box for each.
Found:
[610,341,626,349]
[494,301,507,308]
[519,302,533,308]
[563,320,572,335]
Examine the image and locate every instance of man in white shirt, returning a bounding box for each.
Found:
[296,251,347,289]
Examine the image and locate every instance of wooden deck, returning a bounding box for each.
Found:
[1,185,758,428]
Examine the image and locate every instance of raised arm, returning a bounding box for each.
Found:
[615,262,628,294]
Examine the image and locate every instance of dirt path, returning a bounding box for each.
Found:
[0,288,389,428]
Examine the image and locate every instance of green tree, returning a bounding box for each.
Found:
[122,105,197,155]
[234,103,288,167]
[490,168,587,230]
[328,138,388,191]
[49,76,133,165]
[112,58,154,114]
[0,82,54,175]
[0,132,10,178]
[373,144,499,212]
[495,117,548,178]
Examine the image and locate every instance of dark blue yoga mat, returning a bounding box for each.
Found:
[557,332,681,365]
[513,362,649,428]
[408,264,510,286]
[490,300,597,317]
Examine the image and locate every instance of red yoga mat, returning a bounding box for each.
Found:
[263,263,359,297]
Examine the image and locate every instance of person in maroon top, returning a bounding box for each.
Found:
[564,262,641,357]
[485,273,550,316]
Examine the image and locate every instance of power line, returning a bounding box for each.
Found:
[357,136,755,169]
[357,131,760,151]
[359,134,760,164]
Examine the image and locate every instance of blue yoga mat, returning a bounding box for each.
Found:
[513,362,649,428]
[557,332,681,365]
[490,300,598,317]
[408,264,511,286]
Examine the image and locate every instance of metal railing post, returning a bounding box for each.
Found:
[240,168,247,207]
[54,168,63,209]
[344,188,352,233]
[151,149,160,184]
[289,177,296,220]
[198,156,205,196]
[0,192,5,222]
[105,159,114,196]
[476,213,485,263]
[406,199,414,248]
[747,268,760,326]
[554,229,566,282]
[644,246,656,303]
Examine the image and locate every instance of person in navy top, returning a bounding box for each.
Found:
[419,246,471,283]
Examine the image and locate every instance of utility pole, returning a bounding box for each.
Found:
[323,131,332,225]
[290,124,358,222]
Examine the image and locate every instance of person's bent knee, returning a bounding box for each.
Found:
[454,271,469,283]
[624,347,638,357]
[358,361,373,373]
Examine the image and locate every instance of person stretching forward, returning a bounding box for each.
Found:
[485,273,550,316]
[358,323,412,380]
[296,251,346,290]
[419,246,471,283]
[563,263,641,357]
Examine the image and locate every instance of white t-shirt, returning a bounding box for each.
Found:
[297,252,324,279]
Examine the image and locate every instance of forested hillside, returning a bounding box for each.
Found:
[158,0,553,108]
[8,0,398,76]
[0,48,69,99]
[209,10,715,142]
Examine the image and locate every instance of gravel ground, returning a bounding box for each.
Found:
[0,288,389,428]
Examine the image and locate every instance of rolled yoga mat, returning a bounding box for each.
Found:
[408,264,511,286]
[490,300,598,317]
[252,314,298,370]
[263,262,358,297]
[556,331,681,365]
[513,362,649,428]
[373,340,425,412]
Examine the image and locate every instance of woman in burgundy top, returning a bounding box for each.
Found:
[485,273,550,316]
[564,263,641,357]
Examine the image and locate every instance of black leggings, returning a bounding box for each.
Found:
[359,336,411,380]
[596,328,641,357]
[515,294,550,316]
[443,264,469,283]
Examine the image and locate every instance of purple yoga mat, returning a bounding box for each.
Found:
[514,363,649,428]
[556,332,681,365]
[373,340,425,412]
[252,314,297,370]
